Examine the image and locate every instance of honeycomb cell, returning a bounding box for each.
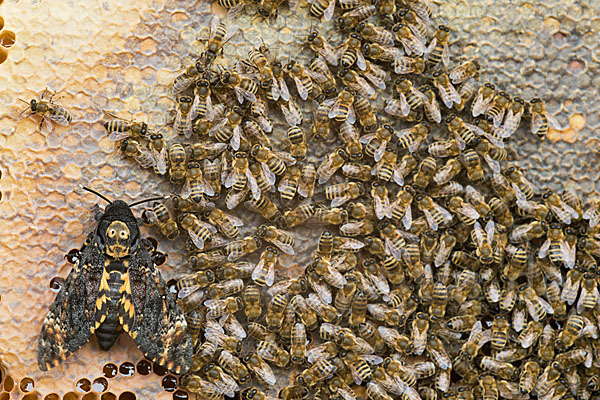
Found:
[63,393,78,400]
[82,394,98,400]
[44,394,60,400]
[118,363,135,377]
[102,364,118,379]
[100,394,116,400]
[118,392,136,400]
[171,390,188,400]
[2,375,13,391]
[91,378,108,393]
[76,379,91,393]
[160,376,177,392]
[23,393,41,400]
[135,360,152,376]
[19,377,35,392]
[0,30,14,48]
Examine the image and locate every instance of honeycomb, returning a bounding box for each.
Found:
[0,0,18,65]
[0,0,598,398]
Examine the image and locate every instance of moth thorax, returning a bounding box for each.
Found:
[105,221,131,258]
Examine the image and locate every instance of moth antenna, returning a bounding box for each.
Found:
[129,195,170,207]
[79,185,113,204]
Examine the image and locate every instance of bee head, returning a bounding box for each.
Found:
[30,99,37,112]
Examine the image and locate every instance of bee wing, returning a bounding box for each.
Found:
[278,77,291,102]
[252,258,266,283]
[321,44,339,66]
[384,99,404,117]
[502,108,523,135]
[472,91,492,117]
[208,117,228,138]
[399,94,411,116]
[331,194,352,208]
[40,116,54,134]
[422,209,438,231]
[153,147,168,175]
[190,95,201,120]
[363,70,387,90]
[221,314,247,339]
[312,279,333,304]
[441,44,450,67]
[323,0,336,21]
[47,106,71,126]
[449,64,467,85]
[583,207,600,228]
[181,180,192,199]
[485,220,495,242]
[234,86,257,104]
[401,206,413,230]
[433,202,453,223]
[367,269,390,295]
[215,373,239,397]
[561,274,581,305]
[281,102,299,126]
[537,238,551,259]
[254,360,277,386]
[545,112,562,130]
[427,344,451,370]
[374,194,390,220]
[292,76,310,101]
[108,131,132,141]
[356,49,367,71]
[549,204,571,225]
[560,240,576,269]
[384,238,404,261]
[272,238,295,255]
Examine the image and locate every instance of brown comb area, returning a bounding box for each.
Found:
[0,0,598,398]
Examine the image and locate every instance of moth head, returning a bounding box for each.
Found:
[98,200,140,258]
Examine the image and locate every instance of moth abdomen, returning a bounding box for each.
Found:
[95,270,127,350]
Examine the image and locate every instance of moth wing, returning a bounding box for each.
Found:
[38,244,102,371]
[127,248,192,374]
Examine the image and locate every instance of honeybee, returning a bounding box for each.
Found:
[520,286,553,322]
[449,60,480,85]
[103,112,150,142]
[392,23,426,56]
[325,182,364,207]
[472,220,495,264]
[424,25,450,67]
[501,96,525,136]
[433,158,461,186]
[174,96,193,138]
[490,315,509,351]
[378,220,406,261]
[362,258,390,296]
[542,189,579,225]
[517,320,543,349]
[413,156,437,189]
[479,375,498,400]
[217,349,250,384]
[317,148,348,184]
[413,85,442,123]
[278,98,304,127]
[172,61,203,94]
[432,72,461,110]
[307,292,340,323]
[220,69,259,104]
[396,123,430,155]
[189,79,214,122]
[471,82,496,117]
[251,246,279,287]
[356,21,394,47]
[306,30,338,67]
[184,376,223,399]
[266,292,288,332]
[285,60,314,101]
[362,42,402,63]
[583,201,600,228]
[142,201,179,240]
[256,340,290,369]
[209,107,244,151]
[328,88,356,124]
[538,222,574,267]
[392,55,426,75]
[284,126,308,160]
[278,385,309,400]
[276,166,300,203]
[189,250,227,271]
[118,139,154,171]
[204,16,239,65]
[279,203,315,229]
[257,224,295,255]
[224,151,250,191]
[296,359,337,387]
[313,206,348,225]
[385,78,422,118]
[454,79,479,112]
[483,91,511,128]
[18,90,72,134]
[223,235,261,262]
[366,382,393,400]
[561,266,584,306]
[337,4,377,31]
[371,182,392,220]
[416,194,452,231]
[529,98,562,138]
[243,351,277,386]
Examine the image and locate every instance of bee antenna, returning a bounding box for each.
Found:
[129,195,170,207]
[18,98,30,105]
[79,185,113,204]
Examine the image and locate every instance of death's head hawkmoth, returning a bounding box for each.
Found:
[38,187,192,374]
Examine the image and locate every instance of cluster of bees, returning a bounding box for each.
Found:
[95,0,600,399]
